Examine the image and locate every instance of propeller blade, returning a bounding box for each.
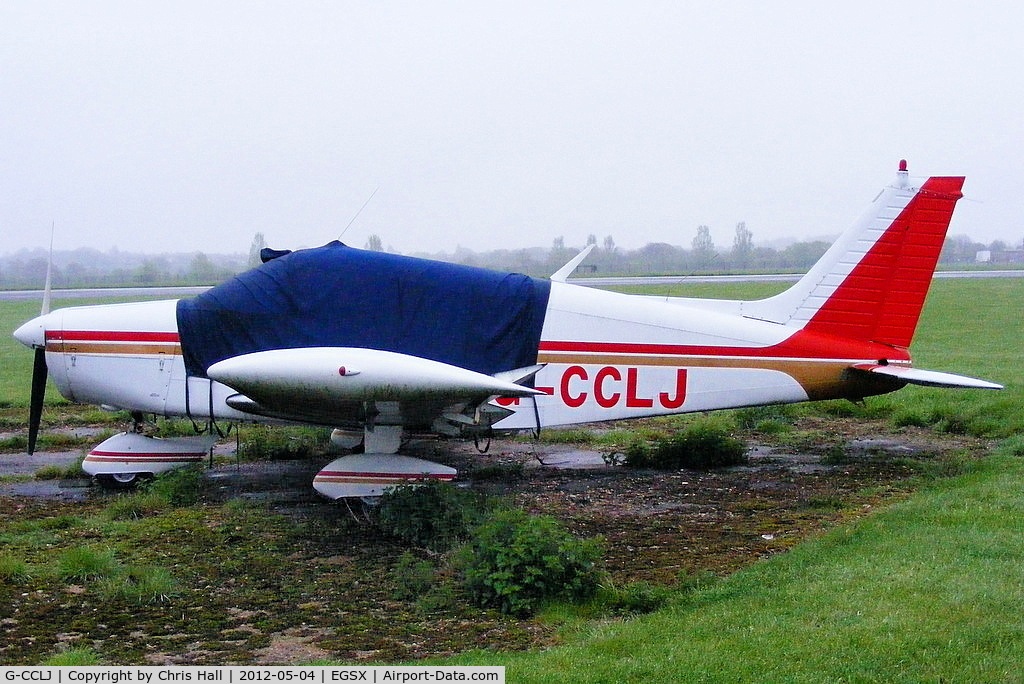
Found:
[42,221,54,315]
[28,347,47,455]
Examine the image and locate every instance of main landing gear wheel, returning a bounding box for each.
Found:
[95,472,151,490]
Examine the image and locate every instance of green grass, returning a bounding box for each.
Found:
[0,552,33,583]
[98,564,179,605]
[448,452,1024,682]
[40,648,104,666]
[57,546,120,581]
[851,279,1023,437]
[611,278,1023,438]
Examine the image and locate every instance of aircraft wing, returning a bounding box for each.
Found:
[850,364,1003,390]
[206,347,545,429]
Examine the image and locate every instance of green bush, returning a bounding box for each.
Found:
[237,425,328,461]
[391,552,438,601]
[374,481,487,552]
[389,552,461,613]
[143,466,204,506]
[457,509,603,617]
[624,419,747,470]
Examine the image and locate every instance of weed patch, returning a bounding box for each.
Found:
[34,458,85,481]
[98,565,179,605]
[57,546,119,581]
[625,417,747,470]
[40,648,103,666]
[143,466,205,506]
[592,580,674,616]
[104,491,171,519]
[0,552,32,583]
[237,425,329,461]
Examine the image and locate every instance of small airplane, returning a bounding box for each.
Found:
[13,161,1002,498]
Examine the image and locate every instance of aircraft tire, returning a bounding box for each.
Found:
[95,472,151,490]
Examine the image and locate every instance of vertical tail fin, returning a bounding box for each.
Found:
[745,162,964,348]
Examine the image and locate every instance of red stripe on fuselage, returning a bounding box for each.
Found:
[46,330,180,343]
[538,327,910,363]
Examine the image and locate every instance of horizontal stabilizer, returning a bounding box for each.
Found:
[493,363,546,386]
[851,364,1003,390]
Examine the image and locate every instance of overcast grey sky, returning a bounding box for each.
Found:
[2,1,1022,257]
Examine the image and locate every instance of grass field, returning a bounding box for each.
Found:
[450,449,1024,682]
[2,279,1023,675]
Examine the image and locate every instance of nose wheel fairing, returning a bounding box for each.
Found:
[82,432,216,480]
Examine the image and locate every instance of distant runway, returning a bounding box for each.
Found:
[0,286,211,301]
[2,270,1023,300]
[569,269,1024,288]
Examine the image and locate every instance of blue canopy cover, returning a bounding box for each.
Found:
[176,242,551,380]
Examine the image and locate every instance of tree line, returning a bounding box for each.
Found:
[406,226,1014,279]
[0,227,1015,290]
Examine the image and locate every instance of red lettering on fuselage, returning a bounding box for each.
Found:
[625,367,654,408]
[594,367,621,408]
[496,366,688,411]
[659,368,688,408]
[558,365,687,411]
[560,365,589,408]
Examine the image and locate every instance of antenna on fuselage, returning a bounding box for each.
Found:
[338,186,380,242]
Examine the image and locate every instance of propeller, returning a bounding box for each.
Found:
[25,224,54,454]
[27,348,47,454]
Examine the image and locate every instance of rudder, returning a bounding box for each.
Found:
[745,163,964,349]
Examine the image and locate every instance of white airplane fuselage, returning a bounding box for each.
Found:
[13,164,1001,497]
[18,279,906,431]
